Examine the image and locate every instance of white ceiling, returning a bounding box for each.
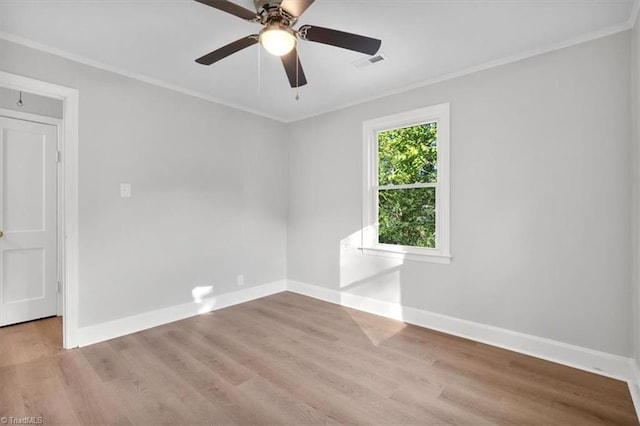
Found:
[1,0,638,122]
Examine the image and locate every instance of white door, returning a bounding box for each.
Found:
[0,116,58,326]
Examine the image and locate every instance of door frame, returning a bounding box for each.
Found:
[0,71,79,349]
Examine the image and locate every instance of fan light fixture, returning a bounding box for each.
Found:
[260,24,296,56]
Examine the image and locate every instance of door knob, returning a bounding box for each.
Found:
[0,230,3,238]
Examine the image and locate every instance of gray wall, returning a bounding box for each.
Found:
[633,18,640,367]
[0,87,63,118]
[287,32,633,356]
[1,30,635,357]
[0,39,288,328]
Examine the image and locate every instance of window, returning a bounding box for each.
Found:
[362,103,450,263]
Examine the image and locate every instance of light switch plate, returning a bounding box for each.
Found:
[120,183,131,198]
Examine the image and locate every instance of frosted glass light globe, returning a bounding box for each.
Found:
[260,25,296,56]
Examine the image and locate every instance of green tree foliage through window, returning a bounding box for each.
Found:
[377,122,438,248]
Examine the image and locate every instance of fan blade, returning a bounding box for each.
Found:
[281,48,308,88]
[194,0,258,21]
[196,35,259,65]
[299,25,381,55]
[280,0,315,18]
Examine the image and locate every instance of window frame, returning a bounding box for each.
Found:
[361,103,451,264]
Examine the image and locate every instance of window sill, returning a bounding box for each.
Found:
[359,246,452,264]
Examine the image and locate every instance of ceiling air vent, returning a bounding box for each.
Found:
[352,53,387,68]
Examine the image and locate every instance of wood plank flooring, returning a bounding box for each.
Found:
[0,292,637,425]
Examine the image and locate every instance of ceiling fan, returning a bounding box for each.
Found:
[194,0,382,88]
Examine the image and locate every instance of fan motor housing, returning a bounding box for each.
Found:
[254,0,283,12]
[254,0,296,25]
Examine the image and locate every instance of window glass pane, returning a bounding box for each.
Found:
[378,122,437,186]
[378,187,436,248]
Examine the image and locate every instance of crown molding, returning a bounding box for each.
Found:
[0,32,289,123]
[288,18,635,123]
[2,2,637,125]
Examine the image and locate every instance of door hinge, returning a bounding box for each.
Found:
[57,150,62,163]
[57,281,62,293]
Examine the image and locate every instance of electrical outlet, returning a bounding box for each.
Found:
[237,274,244,287]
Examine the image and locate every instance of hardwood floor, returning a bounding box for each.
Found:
[0,292,637,425]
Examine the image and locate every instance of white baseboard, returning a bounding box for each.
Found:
[287,280,633,382]
[74,277,638,420]
[77,280,287,347]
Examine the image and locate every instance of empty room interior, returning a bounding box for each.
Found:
[1,0,640,424]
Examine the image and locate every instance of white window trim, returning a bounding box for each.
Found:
[361,103,451,264]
